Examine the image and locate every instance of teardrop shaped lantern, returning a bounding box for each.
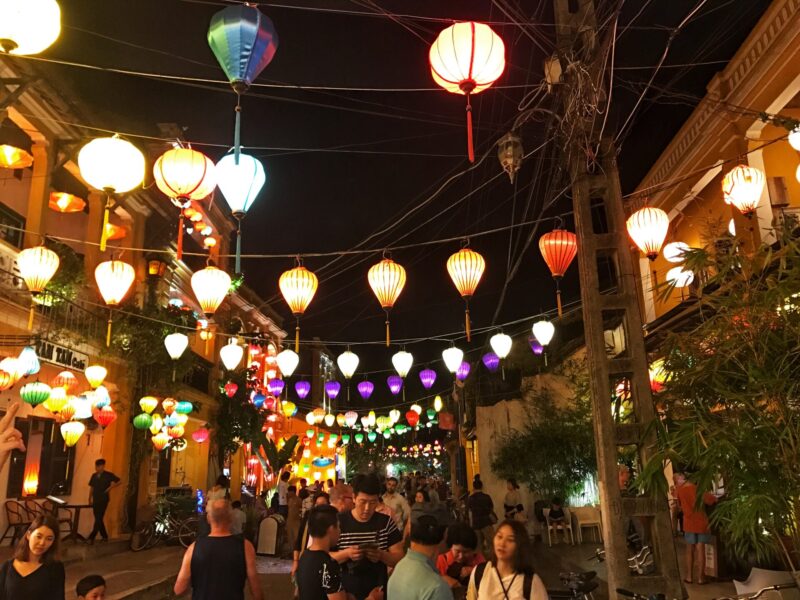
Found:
[95,259,135,347]
[357,380,374,400]
[430,22,505,163]
[337,350,359,380]
[539,228,578,317]
[387,375,403,396]
[482,352,500,372]
[391,350,413,378]
[84,365,107,389]
[192,427,210,443]
[456,361,471,382]
[93,405,117,429]
[325,381,341,401]
[153,147,216,260]
[626,206,669,261]
[220,339,244,371]
[419,368,437,390]
[446,247,485,341]
[60,420,85,447]
[191,265,231,316]
[133,413,153,431]
[490,333,512,359]
[276,349,299,378]
[442,346,464,374]
[20,381,50,406]
[722,164,765,217]
[532,320,555,347]
[17,346,40,377]
[17,245,59,329]
[139,396,159,414]
[164,332,189,360]
[279,262,318,352]
[367,258,407,346]
[0,0,61,56]
[152,431,170,452]
[295,380,311,399]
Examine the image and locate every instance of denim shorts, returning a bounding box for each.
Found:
[685,532,712,544]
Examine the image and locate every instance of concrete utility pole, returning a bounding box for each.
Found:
[552,1,684,598]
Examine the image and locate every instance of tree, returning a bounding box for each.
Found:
[640,224,800,568]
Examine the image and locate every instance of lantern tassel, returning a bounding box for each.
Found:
[234,95,242,165]
[556,289,563,318]
[385,315,391,348]
[235,226,242,275]
[466,95,475,163]
[100,199,110,252]
[295,319,300,353]
[177,211,185,261]
[27,302,35,331]
[106,312,113,347]
[465,307,471,342]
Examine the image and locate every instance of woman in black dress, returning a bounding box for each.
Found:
[0,514,65,600]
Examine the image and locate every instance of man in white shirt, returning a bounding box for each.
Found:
[231,500,247,535]
[277,471,290,517]
[382,477,410,531]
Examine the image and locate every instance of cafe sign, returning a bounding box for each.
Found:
[34,340,88,372]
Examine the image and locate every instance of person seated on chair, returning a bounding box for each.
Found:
[547,498,567,543]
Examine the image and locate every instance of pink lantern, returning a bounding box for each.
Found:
[192,427,210,443]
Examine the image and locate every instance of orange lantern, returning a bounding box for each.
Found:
[191,265,231,316]
[167,425,185,439]
[446,247,485,341]
[17,245,60,329]
[104,223,127,241]
[95,260,136,347]
[279,262,319,352]
[430,22,505,162]
[162,398,177,415]
[0,370,13,391]
[49,192,86,213]
[93,405,117,428]
[152,431,170,451]
[367,258,407,346]
[153,147,217,260]
[51,370,78,393]
[539,228,578,317]
[626,206,669,261]
[722,164,765,217]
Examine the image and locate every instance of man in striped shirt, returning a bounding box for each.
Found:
[331,474,404,600]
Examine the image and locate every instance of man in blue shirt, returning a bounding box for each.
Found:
[388,515,453,600]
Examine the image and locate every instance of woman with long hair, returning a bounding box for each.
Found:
[0,514,65,599]
[503,480,525,521]
[467,520,547,600]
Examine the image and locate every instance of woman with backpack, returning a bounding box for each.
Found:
[466,520,547,600]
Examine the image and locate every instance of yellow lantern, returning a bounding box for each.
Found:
[305,411,316,425]
[139,396,159,414]
[149,414,164,436]
[60,421,85,447]
[626,206,669,261]
[0,357,22,384]
[434,395,443,412]
[312,407,326,424]
[152,431,170,451]
[95,259,135,346]
[191,265,231,316]
[722,164,765,217]
[279,263,319,352]
[84,365,107,389]
[0,0,61,56]
[446,248,486,341]
[17,245,59,330]
[281,401,297,418]
[336,413,346,427]
[167,425,185,439]
[176,413,189,426]
[367,258,407,346]
[324,413,335,427]
[0,145,33,169]
[43,386,67,413]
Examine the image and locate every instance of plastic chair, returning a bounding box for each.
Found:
[571,505,603,543]
[543,507,574,546]
[1,501,31,545]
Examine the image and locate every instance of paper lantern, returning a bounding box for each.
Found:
[430,22,505,162]
[663,242,690,264]
[387,375,403,396]
[357,380,374,400]
[367,258,406,346]
[434,395,443,412]
[406,411,420,428]
[360,415,370,428]
[295,381,311,399]
[410,404,422,415]
[368,411,377,426]
[312,407,326,424]
[60,421,85,447]
[323,413,335,427]
[626,206,669,261]
[191,266,231,316]
[490,333,512,359]
[341,434,350,445]
[276,349,299,378]
[426,408,436,421]
[51,370,77,392]
[49,192,85,213]
[666,267,694,289]
[376,416,392,432]
[162,398,177,415]
[722,164,765,217]
[344,411,358,427]
[419,368,436,390]
[20,382,50,406]
[532,320,555,347]
[152,431,170,451]
[175,401,193,415]
[0,143,31,169]
[95,260,134,305]
[164,414,179,427]
[84,365,107,389]
[337,350,359,380]
[94,405,116,428]
[324,381,341,400]
[280,401,296,417]
[367,431,378,443]
[164,332,189,360]
[58,401,75,422]
[224,382,238,398]
[279,264,318,352]
[43,386,67,413]
[267,379,285,397]
[305,411,315,425]
[220,339,244,371]
[17,346,40,377]
[355,433,364,444]
[529,338,544,355]
[93,386,111,409]
[192,427,210,443]
[442,346,464,373]
[456,361,471,382]
[71,395,92,420]
[139,396,158,414]
[17,246,59,294]
[149,414,164,436]
[133,413,153,430]
[0,0,61,56]
[391,351,413,378]
[103,223,126,242]
[539,229,578,317]
[154,147,216,205]
[482,352,500,372]
[446,248,486,340]
[335,413,346,427]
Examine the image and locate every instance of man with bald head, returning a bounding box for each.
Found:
[175,499,263,600]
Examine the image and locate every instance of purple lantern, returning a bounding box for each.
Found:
[456,361,471,382]
[295,380,311,399]
[387,375,403,396]
[325,381,341,400]
[482,352,500,372]
[529,337,544,355]
[419,368,437,390]
[357,380,374,400]
[267,379,285,396]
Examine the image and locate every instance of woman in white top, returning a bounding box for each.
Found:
[467,520,548,600]
[503,479,525,521]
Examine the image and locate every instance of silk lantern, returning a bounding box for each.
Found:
[430,22,505,162]
[17,245,59,329]
[456,361,471,382]
[295,381,311,400]
[279,263,318,352]
[722,164,765,217]
[95,259,135,346]
[192,427,210,443]
[43,386,67,413]
[276,349,299,378]
[20,381,50,406]
[191,265,231,316]
[406,410,419,428]
[482,352,500,372]
[387,375,403,396]
[391,350,413,379]
[357,380,374,400]
[368,258,406,346]
[267,379,285,397]
[626,206,669,261]
[532,320,555,346]
[539,228,577,317]
[419,368,436,390]
[446,247,486,340]
[60,421,84,447]
[224,382,238,398]
[161,398,177,415]
[152,431,170,451]
[17,346,40,377]
[325,381,341,401]
[133,413,153,430]
[337,350,359,380]
[164,332,189,360]
[220,339,244,371]
[139,396,158,414]
[84,365,107,389]
[93,405,116,428]
[0,0,61,56]
[51,370,77,392]
[490,333,512,359]
[149,414,163,436]
[442,346,464,374]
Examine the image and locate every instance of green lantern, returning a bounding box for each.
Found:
[367,431,377,443]
[306,428,314,438]
[20,382,50,406]
[329,433,338,442]
[175,401,193,415]
[341,434,350,445]
[354,433,364,444]
[133,413,153,430]
[426,408,436,421]
[383,430,391,439]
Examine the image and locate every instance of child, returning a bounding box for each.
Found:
[547,497,568,543]
[77,574,106,600]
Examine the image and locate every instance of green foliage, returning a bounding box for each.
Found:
[213,369,264,464]
[638,225,800,567]
[262,435,299,474]
[491,360,596,500]
[43,239,85,302]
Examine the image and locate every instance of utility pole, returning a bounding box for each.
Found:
[552,1,684,598]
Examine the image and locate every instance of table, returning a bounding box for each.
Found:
[62,504,92,542]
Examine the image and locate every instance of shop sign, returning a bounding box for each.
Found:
[34,340,88,372]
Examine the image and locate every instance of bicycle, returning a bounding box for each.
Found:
[549,570,599,600]
[588,546,654,575]
[714,584,799,600]
[130,498,199,551]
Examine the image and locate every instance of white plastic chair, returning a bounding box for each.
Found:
[543,507,574,546]
[571,506,603,543]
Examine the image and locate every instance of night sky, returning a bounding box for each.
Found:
[26,0,771,397]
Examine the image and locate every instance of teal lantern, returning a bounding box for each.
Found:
[383,430,391,439]
[133,413,153,430]
[20,381,50,406]
[426,408,436,421]
[175,401,193,415]
[341,434,350,445]
[354,433,364,444]
[367,431,377,443]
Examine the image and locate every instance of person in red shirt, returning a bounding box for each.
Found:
[674,471,718,585]
[436,522,486,595]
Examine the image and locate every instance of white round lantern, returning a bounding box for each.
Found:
[532,320,555,347]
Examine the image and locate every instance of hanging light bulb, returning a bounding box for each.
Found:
[497,132,523,183]
[164,332,189,360]
[391,350,413,378]
[276,349,299,378]
[490,333,512,359]
[191,265,231,316]
[442,346,464,373]
[84,365,107,389]
[337,349,359,380]
[279,262,318,352]
[220,339,244,371]
[532,320,555,347]
[367,258,406,346]
[722,164,766,217]
[446,247,486,341]
[626,206,669,260]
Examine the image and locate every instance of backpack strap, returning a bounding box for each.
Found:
[474,561,489,591]
[523,571,533,599]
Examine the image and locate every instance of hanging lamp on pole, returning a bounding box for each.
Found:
[95,259,135,347]
[279,259,319,352]
[446,245,485,341]
[430,22,505,163]
[368,256,406,347]
[539,225,578,317]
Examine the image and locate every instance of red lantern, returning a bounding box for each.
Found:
[430,22,505,162]
[406,410,420,427]
[224,382,238,398]
[539,229,578,317]
[626,206,669,261]
[93,405,117,428]
[192,427,210,443]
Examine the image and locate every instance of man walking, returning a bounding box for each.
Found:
[87,459,120,543]
[388,515,453,600]
[174,499,263,600]
[382,477,410,531]
[467,480,495,557]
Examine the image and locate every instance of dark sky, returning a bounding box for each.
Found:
[31,0,770,398]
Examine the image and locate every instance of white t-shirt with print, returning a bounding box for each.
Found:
[466,561,548,600]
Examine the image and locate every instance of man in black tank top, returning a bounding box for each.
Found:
[174,499,263,600]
